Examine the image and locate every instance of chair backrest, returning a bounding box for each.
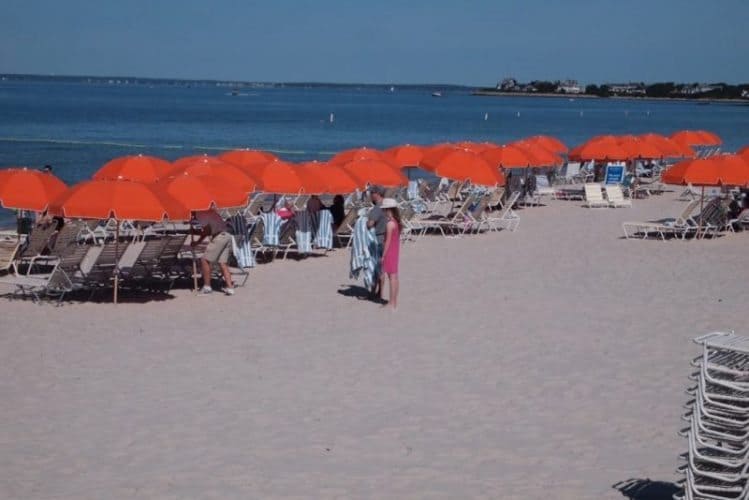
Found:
[675,200,701,225]
[445,181,461,200]
[470,195,490,219]
[244,194,265,216]
[278,220,297,245]
[584,183,604,201]
[563,162,580,179]
[486,188,503,207]
[535,174,551,189]
[0,238,20,272]
[49,221,86,256]
[605,184,624,201]
[292,195,309,211]
[497,192,520,218]
[22,223,57,257]
[335,209,358,234]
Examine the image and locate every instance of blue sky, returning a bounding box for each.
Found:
[2,0,748,85]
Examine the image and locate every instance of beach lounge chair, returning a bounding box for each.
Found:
[533,174,556,202]
[419,194,477,237]
[557,162,580,185]
[622,200,701,240]
[728,210,749,232]
[0,237,21,274]
[273,220,297,260]
[0,243,93,303]
[334,208,358,248]
[604,184,632,208]
[462,195,491,234]
[314,209,333,250]
[294,210,313,256]
[583,183,609,208]
[485,191,521,232]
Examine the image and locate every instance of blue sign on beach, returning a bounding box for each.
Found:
[605,163,625,184]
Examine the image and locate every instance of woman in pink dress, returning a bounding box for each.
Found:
[379,198,401,310]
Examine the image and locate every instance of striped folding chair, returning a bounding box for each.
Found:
[294,210,312,255]
[261,212,282,246]
[229,214,255,268]
[314,210,333,250]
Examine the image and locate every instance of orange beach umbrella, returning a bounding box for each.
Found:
[510,141,564,166]
[329,147,391,166]
[251,160,327,194]
[569,136,629,161]
[341,159,408,187]
[297,162,363,193]
[218,149,277,170]
[383,144,425,168]
[639,133,695,159]
[523,135,568,154]
[169,155,258,193]
[481,145,543,168]
[0,167,68,211]
[671,130,722,147]
[93,154,171,183]
[156,174,250,211]
[49,180,190,221]
[429,149,505,186]
[662,155,749,186]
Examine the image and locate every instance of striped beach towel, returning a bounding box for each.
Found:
[350,216,377,289]
[262,212,282,246]
[229,214,255,268]
[407,180,419,200]
[294,210,312,255]
[314,209,333,250]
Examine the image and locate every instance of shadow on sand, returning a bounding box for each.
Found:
[613,478,681,500]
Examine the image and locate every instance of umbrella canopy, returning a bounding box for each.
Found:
[329,147,391,166]
[251,159,327,194]
[569,136,630,161]
[218,149,277,170]
[639,133,695,158]
[168,155,258,193]
[737,145,749,159]
[512,141,564,166]
[297,162,362,193]
[671,130,722,147]
[428,150,505,186]
[523,135,568,154]
[616,135,666,160]
[156,174,249,211]
[383,144,425,168]
[49,180,190,221]
[92,154,171,183]
[481,144,545,168]
[341,159,408,187]
[0,167,68,211]
[662,155,749,186]
[451,141,496,153]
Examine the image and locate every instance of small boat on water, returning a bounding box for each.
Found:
[432,91,443,98]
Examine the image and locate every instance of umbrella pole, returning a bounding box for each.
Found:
[698,185,704,239]
[190,222,198,293]
[114,220,120,304]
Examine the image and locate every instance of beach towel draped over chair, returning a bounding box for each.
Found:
[262,212,282,246]
[229,214,255,268]
[314,209,333,250]
[294,210,313,255]
[350,215,377,289]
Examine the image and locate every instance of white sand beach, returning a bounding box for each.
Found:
[1,194,747,499]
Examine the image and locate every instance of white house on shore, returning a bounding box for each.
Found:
[556,80,583,94]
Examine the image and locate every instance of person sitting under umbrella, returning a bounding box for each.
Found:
[191,208,235,296]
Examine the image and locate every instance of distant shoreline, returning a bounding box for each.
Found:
[472,90,749,104]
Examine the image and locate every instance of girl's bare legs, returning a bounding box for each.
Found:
[389,273,398,310]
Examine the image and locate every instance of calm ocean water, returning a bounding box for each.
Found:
[1,80,747,223]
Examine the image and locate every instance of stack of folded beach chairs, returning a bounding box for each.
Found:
[676,332,749,500]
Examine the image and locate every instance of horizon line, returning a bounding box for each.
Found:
[3,72,748,88]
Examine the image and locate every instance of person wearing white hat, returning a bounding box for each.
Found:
[379,197,401,310]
